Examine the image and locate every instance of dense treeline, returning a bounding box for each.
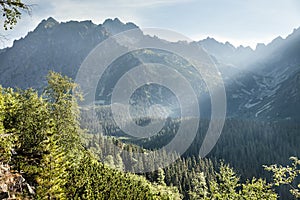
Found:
[85,106,300,180]
[208,119,300,179]
[148,119,300,199]
[81,104,300,199]
[83,130,300,199]
[1,72,299,199]
[145,157,216,199]
[0,72,181,199]
[82,133,216,199]
[81,107,300,199]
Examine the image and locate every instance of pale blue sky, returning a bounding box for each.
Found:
[1,0,300,48]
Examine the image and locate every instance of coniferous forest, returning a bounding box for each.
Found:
[1,1,300,200]
[0,72,299,199]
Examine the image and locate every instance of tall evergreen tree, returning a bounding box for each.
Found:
[157,168,166,186]
[36,138,68,199]
[0,86,11,163]
[240,178,277,200]
[188,172,209,200]
[44,71,82,153]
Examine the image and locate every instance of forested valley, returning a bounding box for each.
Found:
[0,1,300,199]
[0,72,299,199]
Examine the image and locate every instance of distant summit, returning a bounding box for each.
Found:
[102,17,139,35]
[33,17,140,35]
[198,37,253,66]
[35,17,59,30]
[0,18,300,120]
[0,17,140,90]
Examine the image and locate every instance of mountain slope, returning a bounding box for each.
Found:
[0,17,300,121]
[0,17,138,90]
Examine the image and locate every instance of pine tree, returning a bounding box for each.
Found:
[157,168,166,186]
[36,137,68,199]
[44,71,82,153]
[209,163,240,200]
[115,153,124,171]
[104,155,115,169]
[240,178,277,200]
[188,172,209,200]
[0,86,11,163]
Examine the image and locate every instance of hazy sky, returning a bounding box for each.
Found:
[1,0,300,49]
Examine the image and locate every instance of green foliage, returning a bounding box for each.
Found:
[188,163,277,200]
[1,88,51,188]
[115,153,124,171]
[44,71,82,153]
[91,106,300,198]
[0,0,29,30]
[36,138,68,200]
[157,168,166,186]
[209,163,240,200]
[0,86,4,132]
[104,154,115,168]
[240,178,277,200]
[0,86,11,163]
[0,87,22,163]
[0,72,182,199]
[188,172,209,200]
[66,150,182,200]
[2,71,298,200]
[264,156,300,199]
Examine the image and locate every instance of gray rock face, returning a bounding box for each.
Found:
[0,18,299,121]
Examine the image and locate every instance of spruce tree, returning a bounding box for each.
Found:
[36,137,68,199]
[188,172,209,200]
[0,86,11,163]
[209,163,240,200]
[157,168,166,186]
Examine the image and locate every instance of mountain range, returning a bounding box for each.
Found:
[0,17,299,121]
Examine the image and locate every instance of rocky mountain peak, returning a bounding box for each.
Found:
[35,17,59,30]
[102,18,139,35]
